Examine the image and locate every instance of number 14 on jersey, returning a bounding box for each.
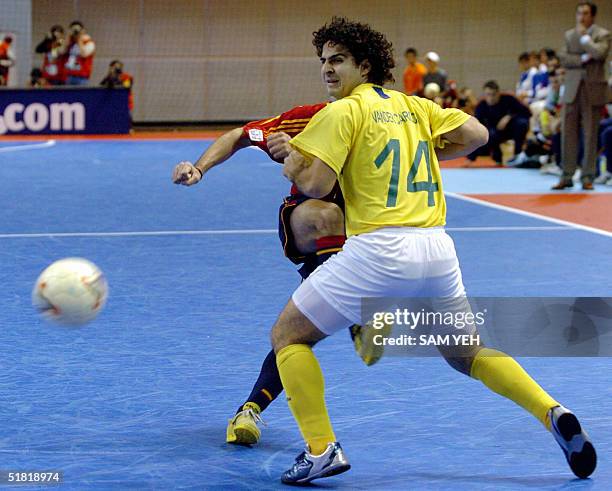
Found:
[374,139,438,208]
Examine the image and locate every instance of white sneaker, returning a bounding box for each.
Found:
[507,152,528,166]
[549,405,596,479]
[594,171,612,184]
[538,155,550,166]
[541,163,563,176]
[281,442,351,484]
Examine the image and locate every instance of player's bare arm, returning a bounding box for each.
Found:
[435,116,489,161]
[172,127,251,186]
[282,149,337,198]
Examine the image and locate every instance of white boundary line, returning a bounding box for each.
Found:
[0,140,56,153]
[0,226,574,239]
[445,191,612,239]
[446,226,571,232]
[0,229,277,239]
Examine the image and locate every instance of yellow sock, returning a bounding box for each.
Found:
[471,348,559,429]
[276,344,335,454]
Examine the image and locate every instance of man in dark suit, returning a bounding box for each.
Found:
[554,2,610,190]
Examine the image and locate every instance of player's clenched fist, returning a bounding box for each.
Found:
[282,149,311,183]
[267,132,292,161]
[172,161,203,186]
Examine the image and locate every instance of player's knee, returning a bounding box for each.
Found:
[292,201,344,239]
[314,204,344,237]
[290,201,345,254]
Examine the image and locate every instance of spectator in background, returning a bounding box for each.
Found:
[553,1,610,190]
[100,60,134,117]
[441,79,461,109]
[526,52,557,141]
[422,52,447,93]
[64,21,95,85]
[547,53,561,72]
[452,87,478,115]
[0,35,15,86]
[29,68,49,87]
[516,51,539,102]
[594,63,612,184]
[531,50,555,102]
[516,52,530,99]
[402,47,427,95]
[595,116,612,185]
[515,70,564,172]
[468,80,531,165]
[538,69,564,174]
[539,47,556,72]
[35,25,67,85]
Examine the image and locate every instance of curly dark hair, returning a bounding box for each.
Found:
[312,17,395,86]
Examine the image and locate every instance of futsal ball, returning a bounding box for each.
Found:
[32,258,108,326]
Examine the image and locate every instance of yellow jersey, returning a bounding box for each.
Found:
[290,83,470,237]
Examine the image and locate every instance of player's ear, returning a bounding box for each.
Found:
[360,60,372,79]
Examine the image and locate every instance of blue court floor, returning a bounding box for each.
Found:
[1,139,610,490]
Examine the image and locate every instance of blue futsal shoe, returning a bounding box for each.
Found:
[281,442,350,485]
[549,405,597,479]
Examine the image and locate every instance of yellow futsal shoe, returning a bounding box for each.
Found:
[226,402,265,445]
[350,320,392,366]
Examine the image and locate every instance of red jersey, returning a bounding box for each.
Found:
[242,103,327,162]
[42,50,67,83]
[65,35,95,78]
[242,103,328,194]
[0,41,9,59]
[0,41,13,83]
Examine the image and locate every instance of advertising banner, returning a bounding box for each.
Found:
[0,88,130,135]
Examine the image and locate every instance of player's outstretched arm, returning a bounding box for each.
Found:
[435,116,489,161]
[172,127,251,186]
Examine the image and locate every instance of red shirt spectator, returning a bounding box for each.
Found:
[36,25,67,85]
[64,21,95,84]
[0,36,15,86]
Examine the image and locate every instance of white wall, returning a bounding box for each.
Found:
[1,0,32,87]
[22,0,612,122]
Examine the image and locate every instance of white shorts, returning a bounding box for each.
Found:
[292,227,466,336]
